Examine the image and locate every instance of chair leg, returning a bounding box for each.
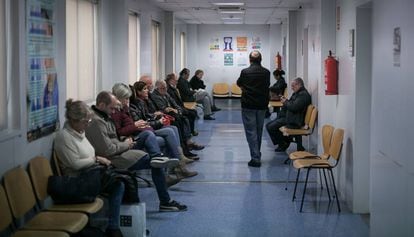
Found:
[300,168,311,212]
[295,135,305,151]
[328,168,341,212]
[285,159,292,190]
[292,168,301,201]
[322,169,331,202]
[318,170,323,190]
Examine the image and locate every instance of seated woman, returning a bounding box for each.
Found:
[269,69,287,101]
[111,83,197,179]
[189,69,220,111]
[54,99,125,237]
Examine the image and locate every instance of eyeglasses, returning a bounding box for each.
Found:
[81,118,92,124]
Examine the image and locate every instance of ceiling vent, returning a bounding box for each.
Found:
[218,6,242,11]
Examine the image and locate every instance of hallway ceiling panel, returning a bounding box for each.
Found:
[150,0,314,24]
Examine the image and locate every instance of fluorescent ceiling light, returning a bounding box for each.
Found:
[223,21,243,24]
[220,10,245,14]
[221,17,242,20]
[213,3,245,6]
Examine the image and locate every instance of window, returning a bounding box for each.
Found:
[180,32,186,70]
[66,0,98,102]
[128,12,140,85]
[0,0,7,131]
[151,20,160,81]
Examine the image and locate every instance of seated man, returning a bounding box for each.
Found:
[266,77,311,152]
[86,91,187,212]
[177,68,216,120]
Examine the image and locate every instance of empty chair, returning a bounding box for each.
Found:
[230,83,242,98]
[212,83,230,97]
[3,166,88,233]
[292,128,345,212]
[0,184,70,237]
[28,156,104,214]
[285,124,335,191]
[279,104,318,151]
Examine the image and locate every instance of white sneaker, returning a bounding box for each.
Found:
[150,157,179,168]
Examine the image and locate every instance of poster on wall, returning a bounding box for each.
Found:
[393,27,401,67]
[208,53,221,67]
[224,53,234,66]
[209,37,220,51]
[236,37,247,51]
[236,52,248,67]
[223,37,233,51]
[26,0,59,142]
[251,36,261,50]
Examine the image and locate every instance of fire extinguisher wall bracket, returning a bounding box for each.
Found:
[324,50,338,95]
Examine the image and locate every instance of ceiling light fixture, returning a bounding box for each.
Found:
[219,10,245,14]
[221,17,242,20]
[213,3,245,6]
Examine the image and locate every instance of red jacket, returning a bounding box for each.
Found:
[111,105,143,137]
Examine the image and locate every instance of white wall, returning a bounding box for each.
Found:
[370,0,414,236]
[185,24,279,90]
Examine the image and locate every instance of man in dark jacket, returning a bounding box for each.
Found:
[237,50,270,167]
[266,77,311,152]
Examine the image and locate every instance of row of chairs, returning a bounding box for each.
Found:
[0,156,103,236]
[212,83,241,98]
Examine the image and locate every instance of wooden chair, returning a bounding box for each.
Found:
[285,124,335,192]
[279,104,318,151]
[0,184,70,237]
[230,83,242,98]
[269,87,288,108]
[292,128,344,212]
[212,83,230,98]
[3,166,88,233]
[28,156,104,214]
[183,102,197,110]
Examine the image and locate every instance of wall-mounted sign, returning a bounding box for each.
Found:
[393,27,401,67]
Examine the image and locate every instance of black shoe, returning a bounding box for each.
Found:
[212,107,221,112]
[275,143,289,152]
[188,142,205,151]
[204,115,215,120]
[184,151,200,160]
[248,159,261,167]
[159,200,187,212]
[192,130,199,136]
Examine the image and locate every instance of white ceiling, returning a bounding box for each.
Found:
[149,0,314,24]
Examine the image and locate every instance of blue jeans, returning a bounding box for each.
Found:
[107,181,125,230]
[154,126,181,159]
[133,130,162,157]
[128,154,170,204]
[241,108,266,161]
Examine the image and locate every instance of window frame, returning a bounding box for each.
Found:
[128,11,140,85]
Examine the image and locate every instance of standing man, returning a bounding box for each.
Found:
[237,50,270,168]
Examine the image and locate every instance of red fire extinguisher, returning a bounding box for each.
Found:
[324,50,338,95]
[275,52,282,70]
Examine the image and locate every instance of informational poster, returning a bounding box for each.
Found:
[209,37,220,51]
[26,0,59,142]
[236,52,248,67]
[236,37,247,51]
[223,37,233,51]
[251,36,261,49]
[224,53,233,66]
[208,53,220,68]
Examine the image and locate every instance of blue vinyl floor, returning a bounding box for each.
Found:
[140,99,369,237]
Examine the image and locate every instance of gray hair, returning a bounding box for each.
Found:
[293,77,304,87]
[65,99,92,121]
[155,80,167,89]
[112,83,132,100]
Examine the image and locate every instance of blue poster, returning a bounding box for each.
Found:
[26,0,59,142]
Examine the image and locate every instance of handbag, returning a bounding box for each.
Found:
[47,166,101,204]
[101,167,140,204]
